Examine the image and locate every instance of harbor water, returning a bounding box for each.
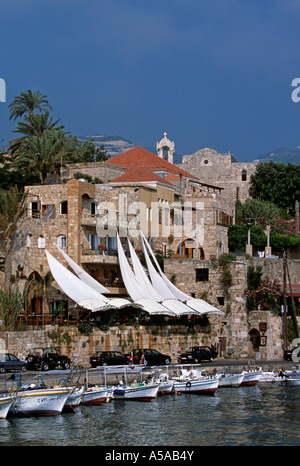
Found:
[1,382,299,447]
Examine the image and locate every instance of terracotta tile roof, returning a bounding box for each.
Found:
[110,167,174,186]
[106,146,199,180]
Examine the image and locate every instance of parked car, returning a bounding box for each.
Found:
[0,353,27,373]
[127,349,171,366]
[178,346,218,364]
[284,346,300,361]
[90,351,129,367]
[26,347,71,371]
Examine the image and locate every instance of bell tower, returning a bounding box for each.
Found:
[156,132,175,164]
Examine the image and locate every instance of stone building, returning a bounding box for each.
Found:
[7,139,235,326]
[3,133,298,361]
[178,147,258,203]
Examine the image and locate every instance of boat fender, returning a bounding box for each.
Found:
[186,381,191,388]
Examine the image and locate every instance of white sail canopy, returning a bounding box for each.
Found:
[46,250,136,311]
[126,237,199,316]
[45,250,112,312]
[117,234,176,316]
[140,232,224,315]
[56,246,109,294]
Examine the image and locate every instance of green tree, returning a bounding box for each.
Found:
[238,198,291,229]
[249,161,300,215]
[0,285,27,330]
[8,89,53,121]
[77,138,109,162]
[9,111,64,157]
[12,130,78,184]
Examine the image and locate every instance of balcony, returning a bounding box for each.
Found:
[81,247,119,264]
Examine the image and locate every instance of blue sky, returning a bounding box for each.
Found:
[1,0,300,161]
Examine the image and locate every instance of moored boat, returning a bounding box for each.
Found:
[158,380,174,395]
[259,370,285,383]
[241,370,261,386]
[0,394,14,419]
[10,386,71,416]
[113,381,160,401]
[283,370,300,387]
[155,372,174,395]
[173,377,219,395]
[63,386,85,411]
[172,369,219,395]
[81,386,111,405]
[216,372,245,387]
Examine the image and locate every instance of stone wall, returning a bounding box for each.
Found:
[178,147,258,203]
[164,257,300,360]
[0,311,289,366]
[61,161,126,184]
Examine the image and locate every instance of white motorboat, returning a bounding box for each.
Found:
[216,372,245,387]
[173,377,219,395]
[81,386,111,405]
[158,381,174,395]
[10,386,71,416]
[113,381,160,401]
[172,369,219,395]
[63,386,85,411]
[156,372,174,395]
[0,394,14,419]
[283,370,300,387]
[259,370,285,383]
[241,370,262,386]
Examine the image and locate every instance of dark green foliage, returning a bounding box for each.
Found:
[249,161,300,215]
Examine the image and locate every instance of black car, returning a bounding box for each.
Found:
[284,346,300,361]
[128,349,171,366]
[178,346,218,364]
[0,353,27,373]
[26,347,71,371]
[90,351,129,367]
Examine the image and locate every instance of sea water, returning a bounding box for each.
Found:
[0,383,299,447]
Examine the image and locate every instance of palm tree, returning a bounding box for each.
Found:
[9,112,64,158]
[12,130,79,184]
[0,186,27,292]
[8,90,53,121]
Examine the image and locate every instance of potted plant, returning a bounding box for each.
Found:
[98,244,106,255]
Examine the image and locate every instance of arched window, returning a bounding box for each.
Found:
[38,235,45,248]
[26,234,32,248]
[242,169,247,181]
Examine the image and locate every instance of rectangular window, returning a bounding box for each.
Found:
[158,208,162,225]
[195,268,209,282]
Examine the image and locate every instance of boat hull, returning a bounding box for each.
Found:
[241,371,261,386]
[173,378,219,395]
[113,383,159,401]
[11,388,70,416]
[0,396,14,419]
[158,382,174,395]
[63,387,84,411]
[284,371,300,387]
[285,378,300,387]
[81,387,110,405]
[217,373,244,388]
[259,371,285,383]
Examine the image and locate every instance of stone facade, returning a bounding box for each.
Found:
[179,147,258,203]
[164,256,300,360]
[2,140,299,362]
[0,308,292,365]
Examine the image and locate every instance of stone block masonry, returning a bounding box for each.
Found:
[0,310,289,366]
